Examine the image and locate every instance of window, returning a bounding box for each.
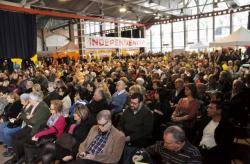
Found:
[85,21,90,35]
[162,24,172,52]
[145,29,151,52]
[151,25,161,52]
[233,11,248,32]
[173,21,184,49]
[214,14,230,39]
[199,17,213,43]
[186,19,198,47]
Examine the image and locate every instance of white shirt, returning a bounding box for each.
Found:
[200,120,219,149]
[117,89,126,96]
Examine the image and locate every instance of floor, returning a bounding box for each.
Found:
[0,144,12,163]
[0,139,249,164]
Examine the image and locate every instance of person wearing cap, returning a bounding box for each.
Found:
[71,110,125,164]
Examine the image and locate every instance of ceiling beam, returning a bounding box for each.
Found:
[79,1,96,14]
[0,3,145,26]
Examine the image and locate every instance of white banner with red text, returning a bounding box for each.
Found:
[85,36,146,49]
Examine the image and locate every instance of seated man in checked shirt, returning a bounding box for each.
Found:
[69,110,126,164]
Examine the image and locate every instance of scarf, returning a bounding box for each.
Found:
[47,113,62,127]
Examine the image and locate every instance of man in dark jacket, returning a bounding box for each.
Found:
[87,88,109,125]
[171,78,185,105]
[118,93,153,164]
[197,101,234,164]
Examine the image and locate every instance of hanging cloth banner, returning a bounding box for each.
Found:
[85,36,146,49]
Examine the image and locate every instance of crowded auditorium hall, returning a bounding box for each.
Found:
[0,0,250,164]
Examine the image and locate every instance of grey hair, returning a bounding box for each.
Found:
[29,92,43,102]
[96,110,112,122]
[136,77,145,86]
[20,93,30,101]
[164,126,186,143]
[26,81,34,86]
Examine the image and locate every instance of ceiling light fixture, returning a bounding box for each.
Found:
[119,6,127,13]
[155,13,160,19]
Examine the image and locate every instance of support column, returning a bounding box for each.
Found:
[77,19,85,57]
[100,22,104,36]
[41,29,46,51]
[212,14,215,41]
[160,24,163,52]
[171,22,174,51]
[230,12,233,34]
[184,20,186,49]
[197,18,200,43]
[150,29,152,51]
[69,22,74,41]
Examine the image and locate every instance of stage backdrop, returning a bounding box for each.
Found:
[0,10,37,59]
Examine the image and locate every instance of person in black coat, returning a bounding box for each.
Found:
[118,93,153,164]
[171,78,185,105]
[196,101,234,164]
[0,93,23,150]
[87,88,109,125]
[41,105,93,163]
[0,93,22,122]
[148,89,172,142]
[229,79,249,127]
[43,82,60,107]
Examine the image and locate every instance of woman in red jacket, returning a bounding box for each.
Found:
[32,100,66,141]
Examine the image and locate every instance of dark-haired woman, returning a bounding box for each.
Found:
[41,105,92,164]
[58,86,72,117]
[171,83,200,139]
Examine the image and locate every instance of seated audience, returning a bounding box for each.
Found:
[58,86,72,117]
[87,88,109,125]
[118,93,153,164]
[41,104,92,163]
[171,78,185,105]
[31,100,66,141]
[133,126,202,164]
[197,101,234,164]
[111,80,128,114]
[0,93,26,157]
[6,92,51,164]
[43,82,60,107]
[171,83,200,131]
[70,110,125,164]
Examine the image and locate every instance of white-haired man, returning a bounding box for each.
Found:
[6,92,50,164]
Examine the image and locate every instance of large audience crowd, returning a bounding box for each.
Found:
[0,48,249,164]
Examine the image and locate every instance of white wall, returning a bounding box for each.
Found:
[37,37,42,52]
[45,34,69,47]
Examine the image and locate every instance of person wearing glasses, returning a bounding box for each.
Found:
[71,110,125,164]
[133,126,201,164]
[118,93,153,164]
